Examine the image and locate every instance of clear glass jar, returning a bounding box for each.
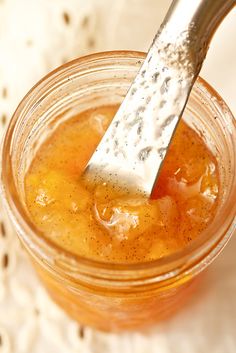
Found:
[1,51,236,332]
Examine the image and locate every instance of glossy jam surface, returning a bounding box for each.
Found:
[25,105,219,263]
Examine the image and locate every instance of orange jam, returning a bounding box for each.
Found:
[25,105,219,263]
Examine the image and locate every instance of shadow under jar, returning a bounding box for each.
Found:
[1,51,236,332]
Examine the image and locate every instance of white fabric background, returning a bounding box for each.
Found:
[0,1,235,352]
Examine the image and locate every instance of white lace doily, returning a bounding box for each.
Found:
[0,1,236,352]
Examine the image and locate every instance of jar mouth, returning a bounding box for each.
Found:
[1,51,236,281]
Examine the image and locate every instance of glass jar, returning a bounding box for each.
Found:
[1,51,236,332]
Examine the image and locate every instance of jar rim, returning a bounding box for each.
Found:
[1,50,236,282]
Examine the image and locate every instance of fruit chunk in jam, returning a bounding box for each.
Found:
[25,105,219,263]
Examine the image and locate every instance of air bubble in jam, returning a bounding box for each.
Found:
[25,105,220,263]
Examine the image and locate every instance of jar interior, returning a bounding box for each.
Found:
[5,52,236,269]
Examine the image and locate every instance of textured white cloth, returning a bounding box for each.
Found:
[0,1,236,352]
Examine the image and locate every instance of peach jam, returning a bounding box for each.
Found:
[25,104,219,263]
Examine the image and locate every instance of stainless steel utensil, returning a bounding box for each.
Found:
[84,0,235,196]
